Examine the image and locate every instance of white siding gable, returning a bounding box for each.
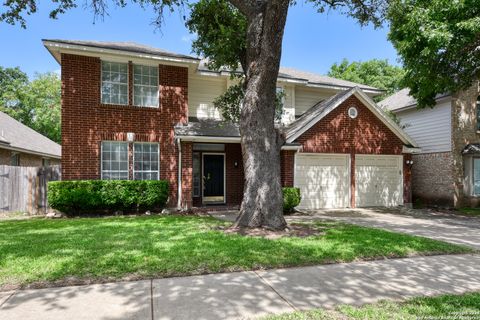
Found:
[189,76,226,120]
[395,99,452,153]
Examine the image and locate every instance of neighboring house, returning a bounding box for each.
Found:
[379,83,480,208]
[44,39,418,210]
[0,111,61,167]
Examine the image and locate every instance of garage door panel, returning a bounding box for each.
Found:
[355,155,403,207]
[295,154,350,209]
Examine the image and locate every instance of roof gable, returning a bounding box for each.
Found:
[285,87,418,147]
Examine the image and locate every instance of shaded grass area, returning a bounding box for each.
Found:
[0,215,472,289]
[265,291,480,319]
[459,207,480,217]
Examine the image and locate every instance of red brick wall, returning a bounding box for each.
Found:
[281,150,295,187]
[61,53,188,205]
[225,143,244,205]
[297,96,404,154]
[290,95,411,206]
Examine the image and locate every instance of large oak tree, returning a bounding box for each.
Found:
[1,0,387,229]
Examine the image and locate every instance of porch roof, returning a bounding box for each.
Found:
[175,120,240,138]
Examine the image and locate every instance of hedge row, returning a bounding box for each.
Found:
[48,180,169,215]
[48,180,300,216]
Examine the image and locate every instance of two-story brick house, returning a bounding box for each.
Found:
[380,82,480,208]
[44,39,418,210]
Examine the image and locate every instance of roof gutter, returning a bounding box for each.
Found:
[0,144,61,159]
[402,146,422,154]
[175,136,241,143]
[43,40,200,65]
[175,136,303,151]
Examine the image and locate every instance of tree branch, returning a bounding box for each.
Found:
[228,0,261,18]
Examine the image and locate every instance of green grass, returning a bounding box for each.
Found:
[458,207,480,216]
[266,291,480,319]
[0,215,472,289]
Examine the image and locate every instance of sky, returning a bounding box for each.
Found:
[0,2,400,79]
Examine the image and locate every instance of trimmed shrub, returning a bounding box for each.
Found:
[48,180,169,215]
[283,187,301,214]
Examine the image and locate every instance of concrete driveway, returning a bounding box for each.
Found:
[287,207,480,250]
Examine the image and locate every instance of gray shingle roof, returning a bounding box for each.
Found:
[43,39,200,61]
[175,120,240,137]
[378,88,451,111]
[278,67,380,91]
[0,111,61,158]
[45,39,382,93]
[197,61,382,92]
[378,88,417,111]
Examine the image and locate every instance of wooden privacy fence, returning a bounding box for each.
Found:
[0,165,61,215]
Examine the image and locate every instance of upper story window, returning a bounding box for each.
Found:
[477,96,480,131]
[101,61,128,105]
[133,65,159,107]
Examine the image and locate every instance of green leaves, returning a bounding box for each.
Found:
[213,80,286,123]
[48,180,170,215]
[388,0,480,107]
[282,187,301,214]
[186,0,247,72]
[0,69,61,143]
[328,59,405,100]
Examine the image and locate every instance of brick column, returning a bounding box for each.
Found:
[280,150,295,187]
[181,141,193,209]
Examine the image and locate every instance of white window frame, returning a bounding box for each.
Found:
[101,141,129,180]
[101,61,129,106]
[133,142,160,180]
[133,64,159,108]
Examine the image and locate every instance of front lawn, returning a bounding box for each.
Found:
[0,215,472,289]
[265,291,480,320]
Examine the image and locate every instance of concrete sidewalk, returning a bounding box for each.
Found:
[1,254,480,320]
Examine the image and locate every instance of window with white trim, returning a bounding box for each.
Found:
[133,65,159,107]
[101,141,129,180]
[134,143,159,180]
[101,61,128,105]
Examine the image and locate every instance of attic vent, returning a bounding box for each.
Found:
[348,106,358,119]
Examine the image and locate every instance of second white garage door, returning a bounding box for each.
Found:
[355,155,403,207]
[295,154,350,209]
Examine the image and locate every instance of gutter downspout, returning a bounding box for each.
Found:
[177,138,182,210]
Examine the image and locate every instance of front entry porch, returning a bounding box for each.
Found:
[180,142,244,208]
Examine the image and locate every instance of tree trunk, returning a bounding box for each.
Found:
[232,0,290,230]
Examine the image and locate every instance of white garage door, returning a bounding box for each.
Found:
[355,155,403,207]
[295,154,350,209]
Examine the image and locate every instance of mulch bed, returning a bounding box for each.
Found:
[220,223,324,239]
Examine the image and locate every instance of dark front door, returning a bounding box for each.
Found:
[203,154,225,203]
